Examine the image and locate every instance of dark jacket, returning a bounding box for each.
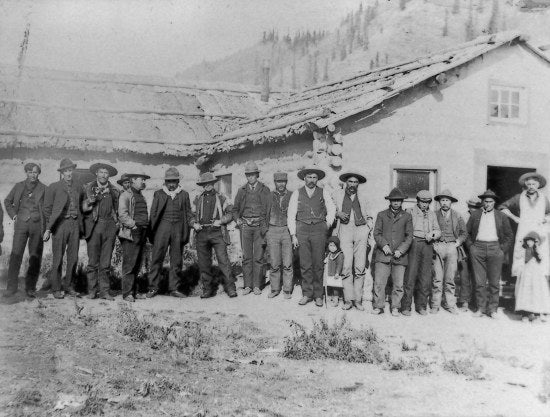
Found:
[191,191,233,244]
[232,181,271,227]
[373,208,414,266]
[43,180,84,234]
[466,209,513,253]
[81,181,120,240]
[149,188,192,245]
[435,209,468,245]
[4,180,47,233]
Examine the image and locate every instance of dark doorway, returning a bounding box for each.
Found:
[486,165,536,305]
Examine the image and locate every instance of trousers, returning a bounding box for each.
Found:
[470,241,504,314]
[7,219,43,292]
[240,224,265,289]
[51,218,80,292]
[457,253,475,307]
[121,227,147,298]
[266,225,293,293]
[373,262,405,309]
[339,222,369,302]
[402,238,433,312]
[86,219,117,297]
[149,220,184,292]
[196,227,235,293]
[432,242,458,309]
[297,222,327,299]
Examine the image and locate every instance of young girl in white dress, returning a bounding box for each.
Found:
[515,231,550,322]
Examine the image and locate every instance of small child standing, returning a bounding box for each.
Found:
[324,236,344,307]
[515,231,550,322]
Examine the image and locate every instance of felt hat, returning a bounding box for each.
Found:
[327,236,341,250]
[89,162,118,177]
[523,231,543,244]
[434,189,458,203]
[196,172,219,186]
[117,173,130,186]
[57,158,77,172]
[244,161,260,174]
[23,162,41,174]
[466,196,482,208]
[164,167,180,181]
[518,172,546,189]
[297,166,326,181]
[273,172,288,182]
[416,190,433,202]
[339,172,367,184]
[126,171,151,180]
[478,189,499,201]
[385,188,407,200]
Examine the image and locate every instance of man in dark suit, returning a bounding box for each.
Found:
[147,167,192,298]
[3,162,46,298]
[372,188,413,316]
[466,190,513,319]
[82,162,120,300]
[43,159,83,299]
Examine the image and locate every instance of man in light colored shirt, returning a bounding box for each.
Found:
[287,167,336,307]
[466,190,513,319]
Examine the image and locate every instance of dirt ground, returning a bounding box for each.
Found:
[0,279,549,417]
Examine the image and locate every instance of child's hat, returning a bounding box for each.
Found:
[523,231,542,244]
[327,236,341,247]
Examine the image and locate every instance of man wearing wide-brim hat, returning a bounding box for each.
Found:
[499,172,550,279]
[432,189,467,315]
[147,167,192,299]
[231,161,271,295]
[401,190,441,316]
[371,188,413,315]
[43,158,83,299]
[287,166,336,307]
[191,172,237,299]
[331,172,373,311]
[3,162,46,298]
[466,189,513,318]
[118,171,151,301]
[117,174,131,191]
[82,162,120,300]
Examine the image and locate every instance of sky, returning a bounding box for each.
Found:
[0,0,362,77]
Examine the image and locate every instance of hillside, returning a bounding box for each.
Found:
[177,0,550,89]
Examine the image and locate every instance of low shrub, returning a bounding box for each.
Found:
[442,356,484,380]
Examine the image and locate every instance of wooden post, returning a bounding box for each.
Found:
[261,59,270,102]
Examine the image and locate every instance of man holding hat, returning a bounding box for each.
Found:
[82,162,120,300]
[117,174,131,191]
[372,188,413,315]
[401,190,441,316]
[457,196,482,311]
[148,167,192,298]
[191,172,237,298]
[332,172,373,310]
[43,158,83,299]
[232,162,271,295]
[265,172,293,299]
[432,189,467,314]
[3,162,46,298]
[466,190,513,318]
[118,171,151,302]
[499,172,550,278]
[287,166,336,307]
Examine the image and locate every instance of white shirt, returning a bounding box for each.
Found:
[477,210,498,241]
[287,186,336,235]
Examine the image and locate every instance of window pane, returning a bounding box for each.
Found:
[511,105,519,118]
[490,89,498,103]
[500,104,509,118]
[396,170,430,198]
[500,90,509,103]
[511,91,520,105]
[490,104,498,118]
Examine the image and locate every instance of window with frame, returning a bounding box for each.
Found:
[215,173,233,198]
[392,168,438,201]
[489,84,526,123]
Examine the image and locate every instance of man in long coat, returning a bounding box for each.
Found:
[287,166,336,307]
[3,162,46,298]
[43,158,83,299]
[372,188,413,315]
[82,162,120,300]
[148,167,192,298]
[332,172,373,310]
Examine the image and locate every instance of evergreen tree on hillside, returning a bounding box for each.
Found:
[313,52,319,84]
[340,46,347,61]
[400,0,407,11]
[452,0,460,15]
[487,0,499,34]
[443,9,449,36]
[323,58,329,82]
[465,0,475,41]
[477,0,485,14]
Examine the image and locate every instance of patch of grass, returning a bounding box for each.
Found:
[137,376,182,400]
[281,316,389,364]
[12,389,42,406]
[386,356,432,375]
[74,393,106,416]
[401,340,418,352]
[442,357,485,380]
